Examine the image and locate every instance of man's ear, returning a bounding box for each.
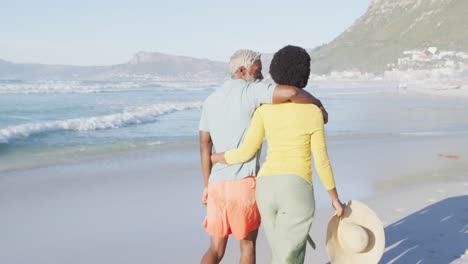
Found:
[236,66,246,78]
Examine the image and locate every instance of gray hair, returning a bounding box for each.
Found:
[229,49,261,78]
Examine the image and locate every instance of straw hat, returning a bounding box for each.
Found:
[326,200,385,264]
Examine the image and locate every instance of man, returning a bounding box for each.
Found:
[199,49,327,264]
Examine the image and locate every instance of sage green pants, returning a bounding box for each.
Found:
[256,175,315,264]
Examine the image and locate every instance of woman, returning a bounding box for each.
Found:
[211,45,344,264]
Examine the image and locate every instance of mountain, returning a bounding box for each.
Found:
[0,52,228,81]
[107,51,228,81]
[310,0,468,74]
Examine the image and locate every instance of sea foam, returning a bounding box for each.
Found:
[0,81,143,94]
[0,102,202,143]
[0,80,219,94]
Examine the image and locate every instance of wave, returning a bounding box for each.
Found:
[320,91,389,96]
[0,80,220,94]
[325,130,468,141]
[0,81,144,94]
[146,141,163,146]
[0,102,202,143]
[398,131,468,137]
[154,82,220,91]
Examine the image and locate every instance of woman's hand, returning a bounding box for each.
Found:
[332,199,345,219]
[211,153,226,165]
[327,188,344,219]
[210,153,218,164]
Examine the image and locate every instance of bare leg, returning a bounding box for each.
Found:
[239,229,258,264]
[201,236,229,264]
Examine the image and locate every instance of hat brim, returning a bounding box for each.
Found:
[326,200,385,264]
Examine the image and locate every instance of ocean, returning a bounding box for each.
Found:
[2,79,468,173]
[0,80,214,171]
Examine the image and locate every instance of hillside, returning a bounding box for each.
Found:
[0,52,228,81]
[310,0,468,74]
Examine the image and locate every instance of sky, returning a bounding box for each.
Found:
[0,0,369,65]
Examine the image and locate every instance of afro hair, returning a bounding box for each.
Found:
[269,45,311,88]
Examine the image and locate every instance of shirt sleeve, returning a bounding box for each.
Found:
[199,101,210,132]
[310,110,336,190]
[225,109,265,164]
[246,81,276,107]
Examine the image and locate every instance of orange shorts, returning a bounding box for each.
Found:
[203,176,261,240]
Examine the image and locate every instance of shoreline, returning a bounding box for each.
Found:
[2,131,467,174]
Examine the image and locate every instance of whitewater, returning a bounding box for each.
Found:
[0,102,201,143]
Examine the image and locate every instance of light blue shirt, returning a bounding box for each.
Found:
[199,79,276,182]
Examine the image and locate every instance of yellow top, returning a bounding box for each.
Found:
[225,103,336,190]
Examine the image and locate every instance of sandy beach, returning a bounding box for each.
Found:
[1,132,467,264]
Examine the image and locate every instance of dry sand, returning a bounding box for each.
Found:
[1,136,467,263]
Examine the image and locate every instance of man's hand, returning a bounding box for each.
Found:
[199,131,213,192]
[202,187,208,206]
[320,106,328,124]
[332,199,345,219]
